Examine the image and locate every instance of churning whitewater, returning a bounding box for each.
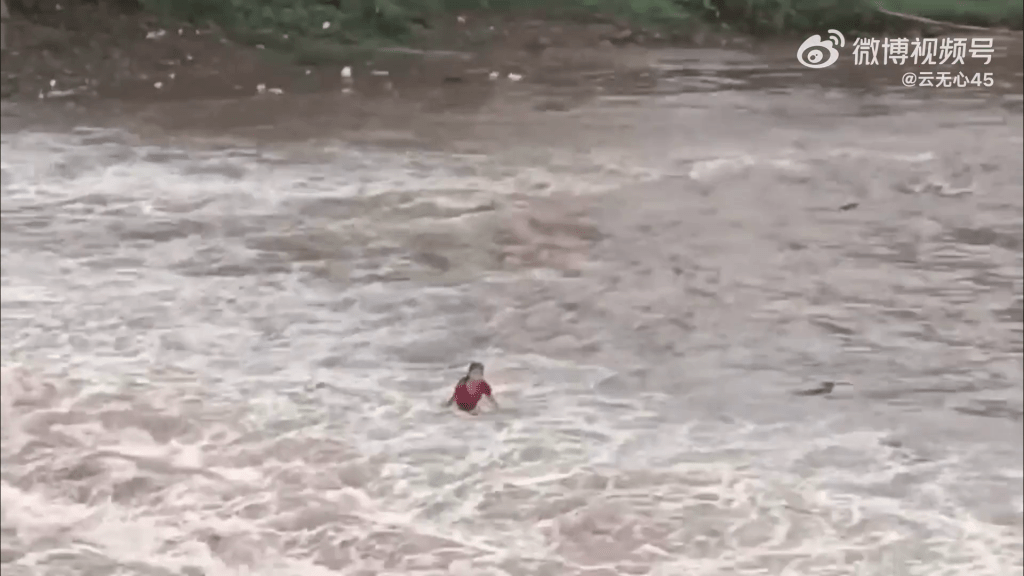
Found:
[1,76,1022,576]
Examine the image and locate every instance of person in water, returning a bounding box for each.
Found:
[445,362,499,414]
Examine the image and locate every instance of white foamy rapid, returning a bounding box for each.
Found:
[1,84,1022,576]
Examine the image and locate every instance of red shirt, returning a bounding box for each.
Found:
[452,379,492,410]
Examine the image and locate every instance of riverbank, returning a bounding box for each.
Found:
[1,0,1021,102]
[2,38,1022,576]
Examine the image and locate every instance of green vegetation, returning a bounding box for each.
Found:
[134,0,1023,39]
[23,0,1024,51]
[709,0,1022,35]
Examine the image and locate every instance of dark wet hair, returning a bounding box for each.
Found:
[456,362,484,386]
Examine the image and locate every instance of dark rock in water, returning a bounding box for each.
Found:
[0,547,25,564]
[593,373,632,396]
[812,320,856,336]
[792,381,851,396]
[954,401,1023,422]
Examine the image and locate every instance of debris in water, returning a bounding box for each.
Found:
[322,21,331,30]
[267,88,283,95]
[44,89,79,98]
[153,81,163,89]
[508,73,523,81]
[146,30,166,40]
[49,79,56,87]
[937,187,974,197]
[457,15,466,24]
[489,71,499,80]
[839,201,859,211]
[791,381,851,396]
[610,29,634,43]
[256,83,266,94]
[896,177,966,196]
[341,66,352,79]
[371,70,389,76]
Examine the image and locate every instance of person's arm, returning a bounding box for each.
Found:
[480,380,498,410]
[443,376,469,408]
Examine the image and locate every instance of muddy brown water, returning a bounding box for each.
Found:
[1,43,1022,576]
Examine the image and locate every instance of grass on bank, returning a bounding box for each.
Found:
[132,0,1022,37]
[876,0,1023,29]
[11,0,1022,62]
[697,0,1022,36]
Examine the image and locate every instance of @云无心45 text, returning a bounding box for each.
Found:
[902,71,995,88]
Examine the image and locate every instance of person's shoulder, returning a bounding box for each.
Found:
[481,380,493,393]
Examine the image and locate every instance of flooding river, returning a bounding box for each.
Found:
[1,46,1023,576]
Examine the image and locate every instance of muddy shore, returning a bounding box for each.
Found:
[0,2,733,102]
[4,1,1020,107]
